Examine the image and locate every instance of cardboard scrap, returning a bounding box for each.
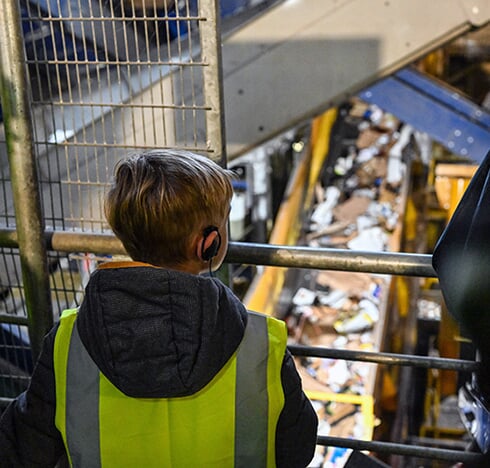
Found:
[316,271,374,296]
[356,128,385,149]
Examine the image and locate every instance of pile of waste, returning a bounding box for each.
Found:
[287,99,416,467]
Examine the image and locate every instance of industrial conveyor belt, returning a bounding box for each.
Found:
[221,0,489,159]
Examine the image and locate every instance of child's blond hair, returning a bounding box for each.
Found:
[105,149,234,267]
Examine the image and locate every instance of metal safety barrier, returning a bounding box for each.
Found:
[0,0,485,464]
[0,229,484,465]
[288,345,477,373]
[317,436,482,464]
[0,228,436,277]
[0,231,484,465]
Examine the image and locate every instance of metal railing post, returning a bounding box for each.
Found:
[199,0,231,285]
[199,0,227,165]
[0,0,53,358]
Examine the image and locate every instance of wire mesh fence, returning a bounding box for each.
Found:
[0,249,31,397]
[0,0,278,399]
[12,0,227,233]
[0,0,232,394]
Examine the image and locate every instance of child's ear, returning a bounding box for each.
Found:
[198,227,220,261]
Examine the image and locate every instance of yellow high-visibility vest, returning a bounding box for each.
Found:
[54,308,286,467]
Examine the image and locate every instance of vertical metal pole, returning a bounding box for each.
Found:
[0,0,53,358]
[199,0,232,285]
[199,0,227,166]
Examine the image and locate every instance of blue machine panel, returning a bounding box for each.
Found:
[359,67,490,164]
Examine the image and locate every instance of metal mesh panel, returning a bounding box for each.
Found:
[47,251,84,315]
[0,249,26,317]
[0,0,226,392]
[0,2,225,279]
[16,0,214,231]
[0,329,31,398]
[0,143,15,228]
[0,249,31,397]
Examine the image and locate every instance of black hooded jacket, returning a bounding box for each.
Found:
[0,264,317,467]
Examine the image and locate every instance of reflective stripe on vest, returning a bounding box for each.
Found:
[54,309,286,467]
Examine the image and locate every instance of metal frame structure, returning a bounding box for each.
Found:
[0,0,488,464]
[0,0,228,356]
[0,228,486,463]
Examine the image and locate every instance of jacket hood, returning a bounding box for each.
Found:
[76,263,248,398]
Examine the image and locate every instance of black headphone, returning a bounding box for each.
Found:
[201,225,222,261]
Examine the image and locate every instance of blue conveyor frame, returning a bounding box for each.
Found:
[359,67,490,164]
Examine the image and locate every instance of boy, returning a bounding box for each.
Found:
[0,149,318,467]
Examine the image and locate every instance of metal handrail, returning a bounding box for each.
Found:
[288,345,478,373]
[316,436,482,464]
[228,242,436,277]
[0,228,436,277]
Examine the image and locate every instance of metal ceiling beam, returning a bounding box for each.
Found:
[221,0,489,158]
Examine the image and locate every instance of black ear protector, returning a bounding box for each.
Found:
[201,225,222,261]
